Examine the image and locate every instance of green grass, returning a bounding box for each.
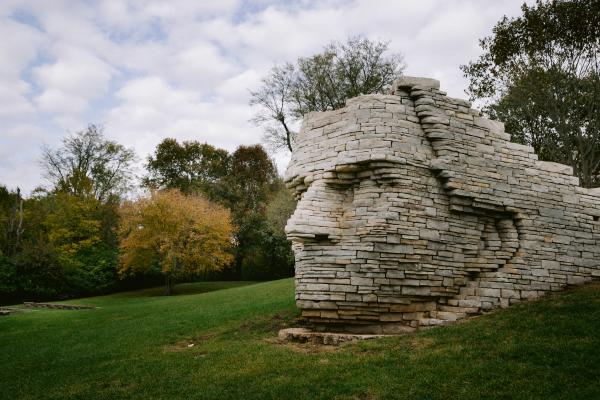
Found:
[1,279,599,400]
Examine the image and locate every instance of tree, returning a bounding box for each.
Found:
[236,214,295,280]
[16,194,114,302]
[44,193,103,268]
[0,186,23,257]
[0,185,24,303]
[13,237,66,301]
[234,182,296,280]
[144,139,231,199]
[0,251,17,303]
[461,0,600,187]
[118,189,234,295]
[11,190,119,300]
[141,142,294,281]
[41,125,136,201]
[221,145,279,277]
[251,36,404,152]
[265,185,297,237]
[226,145,278,215]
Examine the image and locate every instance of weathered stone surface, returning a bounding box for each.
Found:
[393,76,440,90]
[285,75,600,333]
[278,328,387,345]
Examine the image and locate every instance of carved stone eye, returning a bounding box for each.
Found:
[324,179,355,190]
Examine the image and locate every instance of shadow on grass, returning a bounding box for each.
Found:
[111,281,260,298]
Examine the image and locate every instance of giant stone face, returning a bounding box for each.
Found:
[284,77,600,333]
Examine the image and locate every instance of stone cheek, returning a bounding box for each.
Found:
[284,76,600,334]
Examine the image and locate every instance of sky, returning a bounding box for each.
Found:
[0,0,533,195]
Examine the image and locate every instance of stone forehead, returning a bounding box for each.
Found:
[285,94,431,184]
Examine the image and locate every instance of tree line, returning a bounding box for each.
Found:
[0,128,296,303]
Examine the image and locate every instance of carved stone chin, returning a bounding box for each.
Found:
[284,76,600,334]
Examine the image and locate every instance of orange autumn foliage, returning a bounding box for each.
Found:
[118,189,234,287]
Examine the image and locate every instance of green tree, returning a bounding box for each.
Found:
[251,36,404,152]
[265,185,297,237]
[41,125,136,201]
[222,146,295,279]
[221,145,278,277]
[13,238,65,301]
[0,186,25,303]
[144,139,231,199]
[0,186,24,257]
[35,126,133,296]
[45,193,103,269]
[13,191,119,299]
[461,0,600,187]
[0,250,17,303]
[226,145,278,215]
[256,183,297,279]
[237,214,294,280]
[118,189,234,295]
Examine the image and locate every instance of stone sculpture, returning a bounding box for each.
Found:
[284,76,600,333]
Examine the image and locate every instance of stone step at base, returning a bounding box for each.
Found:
[278,328,388,346]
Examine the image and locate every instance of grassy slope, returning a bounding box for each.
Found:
[1,279,599,400]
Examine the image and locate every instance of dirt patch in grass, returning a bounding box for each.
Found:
[164,332,218,352]
[232,311,304,335]
[409,336,435,350]
[264,336,344,354]
[163,311,303,352]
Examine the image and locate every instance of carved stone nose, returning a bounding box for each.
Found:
[285,183,342,243]
[285,219,340,243]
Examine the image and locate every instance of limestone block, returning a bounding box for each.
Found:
[393,76,440,90]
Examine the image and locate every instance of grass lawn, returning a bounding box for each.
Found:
[1,279,599,400]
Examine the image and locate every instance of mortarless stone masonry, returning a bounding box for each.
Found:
[284,76,600,334]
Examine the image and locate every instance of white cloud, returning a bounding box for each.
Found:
[0,18,43,79]
[169,43,239,92]
[0,80,35,119]
[105,76,262,170]
[216,69,262,101]
[33,46,115,115]
[0,17,43,120]
[0,0,537,194]
[0,124,48,191]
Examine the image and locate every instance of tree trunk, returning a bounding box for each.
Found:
[279,116,294,153]
[15,189,23,250]
[164,274,172,296]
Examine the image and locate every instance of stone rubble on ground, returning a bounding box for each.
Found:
[284,76,600,334]
[23,302,95,310]
[278,327,386,345]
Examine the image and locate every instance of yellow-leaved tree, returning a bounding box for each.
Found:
[118,189,234,295]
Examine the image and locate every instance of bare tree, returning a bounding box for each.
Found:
[41,125,136,201]
[250,36,404,153]
[250,63,298,152]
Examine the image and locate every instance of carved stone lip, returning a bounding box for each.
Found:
[286,231,340,244]
[285,232,316,240]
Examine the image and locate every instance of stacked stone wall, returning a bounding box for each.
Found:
[285,76,600,333]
